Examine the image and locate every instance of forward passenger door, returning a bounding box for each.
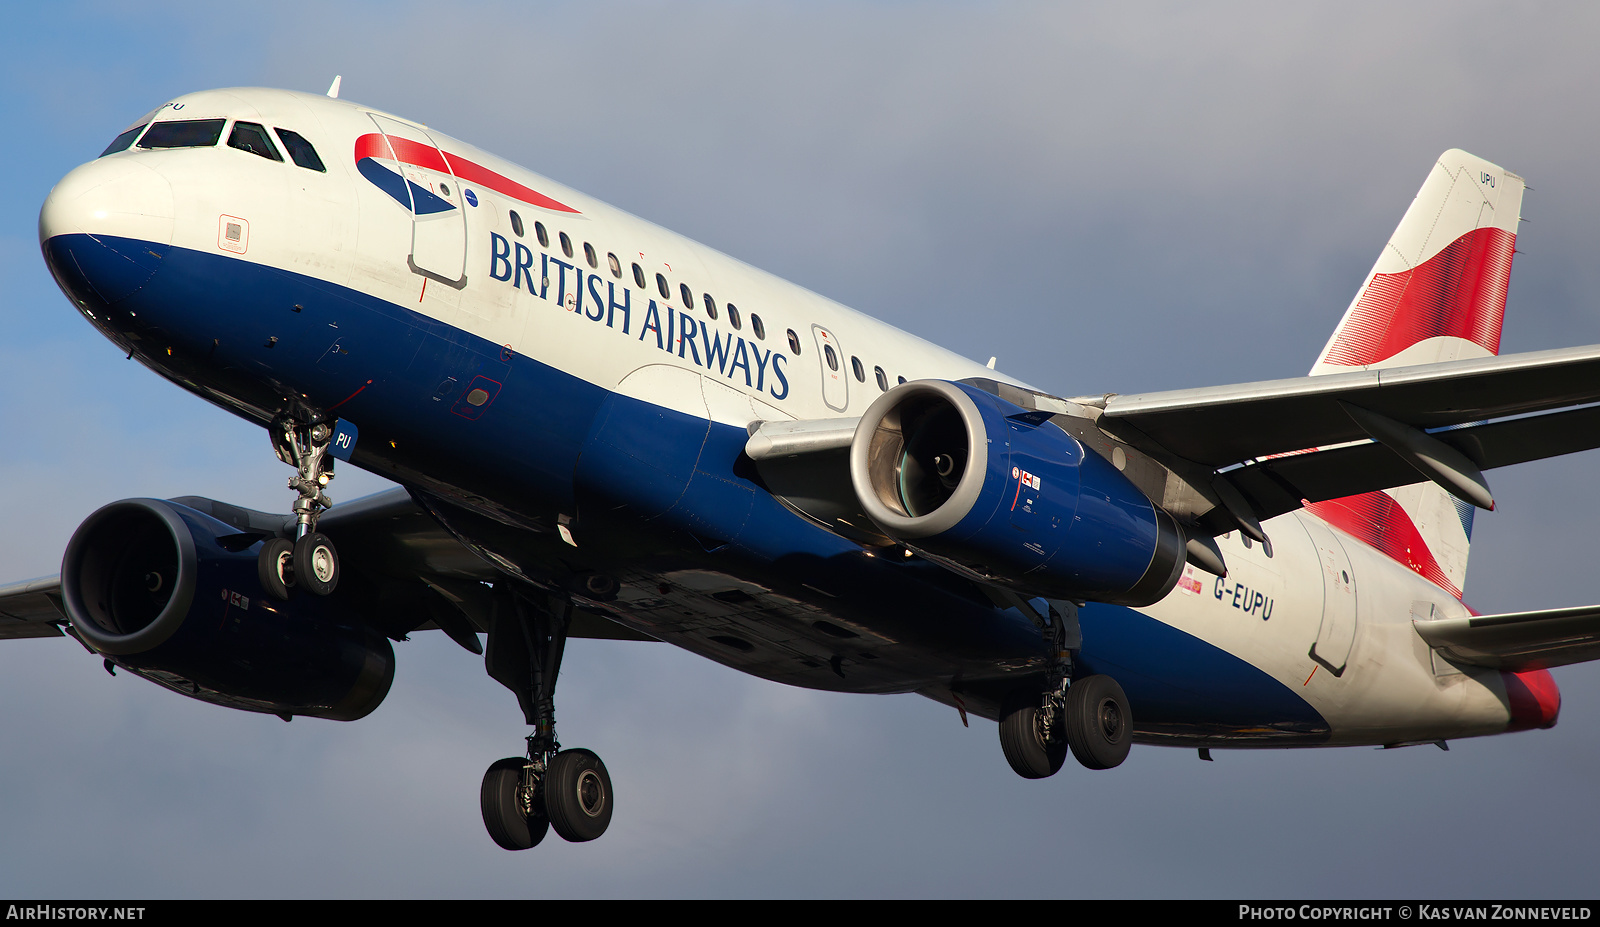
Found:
[368,114,468,288]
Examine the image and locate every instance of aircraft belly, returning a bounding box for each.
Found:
[41,234,1060,695]
[48,232,1513,745]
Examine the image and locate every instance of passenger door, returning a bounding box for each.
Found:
[368,114,468,288]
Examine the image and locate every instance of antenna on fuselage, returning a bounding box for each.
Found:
[326,75,342,99]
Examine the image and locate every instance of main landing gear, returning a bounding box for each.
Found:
[998,603,1133,777]
[480,587,614,850]
[257,414,341,601]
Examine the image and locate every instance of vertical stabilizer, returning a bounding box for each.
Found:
[1305,150,1524,599]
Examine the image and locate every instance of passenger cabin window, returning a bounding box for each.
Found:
[874,366,888,390]
[751,314,765,340]
[656,273,671,300]
[851,356,864,382]
[727,304,742,330]
[227,122,282,162]
[100,124,147,157]
[535,222,549,248]
[898,376,907,385]
[583,242,598,269]
[680,283,695,309]
[273,128,326,172]
[787,329,801,354]
[509,211,525,238]
[632,263,646,288]
[559,232,574,259]
[138,118,226,149]
[608,253,622,278]
[703,294,718,320]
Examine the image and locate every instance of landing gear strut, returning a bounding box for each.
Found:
[480,586,613,849]
[998,601,1133,777]
[257,414,340,600]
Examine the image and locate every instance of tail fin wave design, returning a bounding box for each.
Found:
[1317,226,1513,367]
[1305,150,1525,599]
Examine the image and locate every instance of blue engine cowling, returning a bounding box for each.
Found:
[849,380,1186,606]
[60,498,394,721]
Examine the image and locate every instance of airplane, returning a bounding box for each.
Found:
[17,81,1600,850]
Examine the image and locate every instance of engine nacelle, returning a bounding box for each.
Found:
[61,498,394,720]
[849,380,1185,606]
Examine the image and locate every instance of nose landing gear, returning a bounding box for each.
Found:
[257,414,341,600]
[480,586,614,849]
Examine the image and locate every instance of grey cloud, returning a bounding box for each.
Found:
[3,0,1600,898]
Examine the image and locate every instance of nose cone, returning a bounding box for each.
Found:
[40,158,175,307]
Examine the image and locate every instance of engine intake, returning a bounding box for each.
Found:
[62,498,393,721]
[849,380,1185,606]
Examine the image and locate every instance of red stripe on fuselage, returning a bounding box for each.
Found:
[1304,493,1461,600]
[354,133,579,214]
[1322,227,1514,367]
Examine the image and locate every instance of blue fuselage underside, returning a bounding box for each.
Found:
[42,232,1330,742]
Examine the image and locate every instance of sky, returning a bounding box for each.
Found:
[2,0,1599,899]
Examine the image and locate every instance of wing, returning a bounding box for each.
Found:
[0,488,656,649]
[1096,343,1600,522]
[0,576,66,640]
[745,345,1600,546]
[1415,605,1600,671]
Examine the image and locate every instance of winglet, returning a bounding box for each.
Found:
[326,75,342,99]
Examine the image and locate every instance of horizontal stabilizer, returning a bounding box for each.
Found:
[1414,605,1600,671]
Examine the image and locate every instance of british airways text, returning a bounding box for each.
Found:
[489,233,790,400]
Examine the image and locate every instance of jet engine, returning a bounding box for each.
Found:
[61,498,394,720]
[849,380,1185,606]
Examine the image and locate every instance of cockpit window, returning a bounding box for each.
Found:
[273,128,327,172]
[227,122,283,162]
[100,124,147,157]
[137,118,226,149]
